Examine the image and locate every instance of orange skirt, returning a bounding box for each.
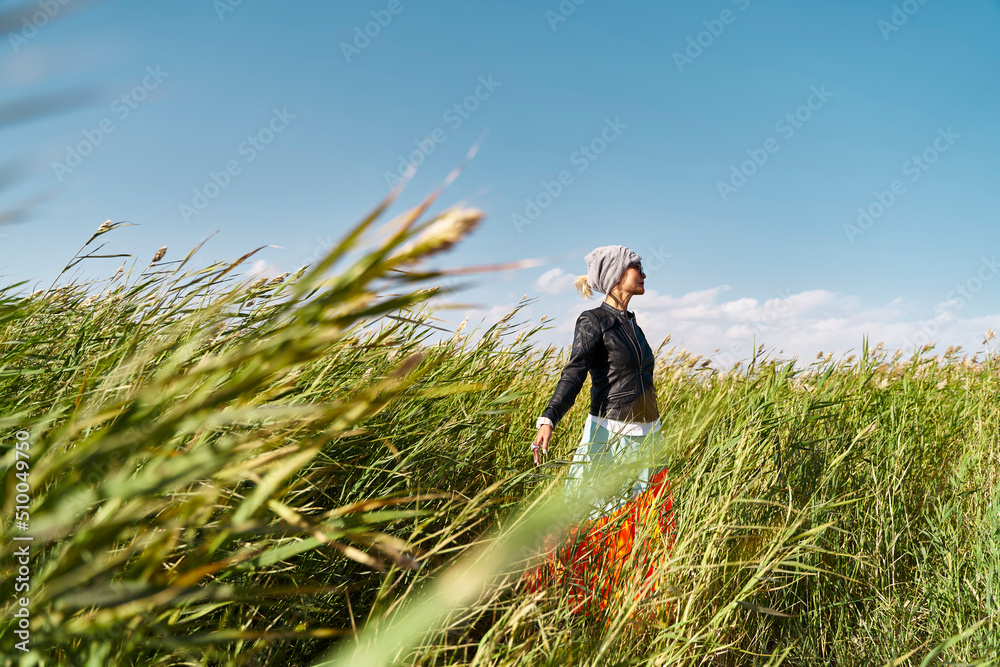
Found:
[524,466,675,614]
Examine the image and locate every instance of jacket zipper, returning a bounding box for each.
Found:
[620,316,644,411]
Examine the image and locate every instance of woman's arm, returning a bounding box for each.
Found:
[541,311,600,427]
[532,311,600,467]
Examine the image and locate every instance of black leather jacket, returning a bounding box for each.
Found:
[541,302,659,428]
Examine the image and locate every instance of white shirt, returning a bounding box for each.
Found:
[586,412,661,437]
[535,414,661,437]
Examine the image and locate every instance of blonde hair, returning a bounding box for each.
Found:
[574,275,593,300]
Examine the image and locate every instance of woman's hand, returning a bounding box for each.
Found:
[532,425,552,465]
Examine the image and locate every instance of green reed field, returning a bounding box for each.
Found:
[1,192,998,666]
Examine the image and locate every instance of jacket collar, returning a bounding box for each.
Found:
[599,301,635,320]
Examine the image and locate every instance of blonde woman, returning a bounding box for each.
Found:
[525,245,673,611]
[532,245,663,516]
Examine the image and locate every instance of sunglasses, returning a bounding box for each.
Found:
[628,262,643,273]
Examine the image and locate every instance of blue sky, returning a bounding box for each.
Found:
[3,0,1000,362]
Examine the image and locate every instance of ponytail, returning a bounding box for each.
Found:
[574,275,593,300]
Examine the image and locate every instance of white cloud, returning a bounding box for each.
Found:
[542,285,1000,365]
[246,259,283,280]
[534,268,576,295]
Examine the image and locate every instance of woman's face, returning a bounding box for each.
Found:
[617,261,645,295]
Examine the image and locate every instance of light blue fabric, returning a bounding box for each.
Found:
[564,416,661,520]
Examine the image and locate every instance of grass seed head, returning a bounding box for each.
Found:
[152,246,167,263]
[392,207,483,264]
[452,317,469,345]
[419,207,482,256]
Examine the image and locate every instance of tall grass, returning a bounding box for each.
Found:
[1,189,998,665]
[348,342,1000,667]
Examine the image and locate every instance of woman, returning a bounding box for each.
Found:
[526,245,674,612]
[532,245,663,513]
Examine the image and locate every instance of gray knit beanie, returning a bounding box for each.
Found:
[573,245,641,299]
